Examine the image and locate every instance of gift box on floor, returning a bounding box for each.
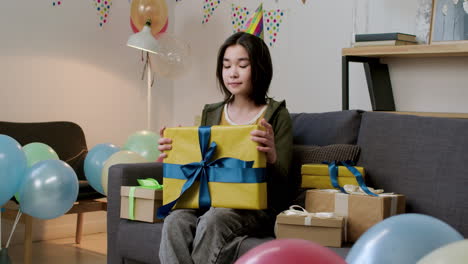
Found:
[121,185,163,223]
[305,189,405,242]
[301,164,365,189]
[276,212,345,247]
[161,125,267,214]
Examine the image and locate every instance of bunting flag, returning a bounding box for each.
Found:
[202,0,222,24]
[264,8,285,47]
[93,0,113,27]
[244,4,264,39]
[231,4,250,33]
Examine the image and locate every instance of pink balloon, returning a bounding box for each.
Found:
[235,239,346,264]
[130,17,168,36]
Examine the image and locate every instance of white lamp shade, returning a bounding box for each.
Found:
[127,25,160,54]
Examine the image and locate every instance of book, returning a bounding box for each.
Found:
[355,33,417,42]
[352,40,418,47]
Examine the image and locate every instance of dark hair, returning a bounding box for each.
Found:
[216,32,273,106]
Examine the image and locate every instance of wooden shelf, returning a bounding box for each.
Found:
[342,43,468,58]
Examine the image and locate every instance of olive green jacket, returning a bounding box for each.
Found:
[200,99,293,213]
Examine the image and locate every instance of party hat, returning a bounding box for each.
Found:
[244,3,264,39]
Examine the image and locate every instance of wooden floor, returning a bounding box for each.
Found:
[4,232,106,264]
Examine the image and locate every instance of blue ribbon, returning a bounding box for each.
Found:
[157,126,265,218]
[325,161,378,197]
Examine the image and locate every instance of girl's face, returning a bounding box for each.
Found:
[222,44,252,99]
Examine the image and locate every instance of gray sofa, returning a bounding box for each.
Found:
[107,110,468,264]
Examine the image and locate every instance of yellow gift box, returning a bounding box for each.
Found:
[162,125,267,211]
[301,164,365,189]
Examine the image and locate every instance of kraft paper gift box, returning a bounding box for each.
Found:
[276,212,345,247]
[121,186,163,223]
[160,125,267,215]
[305,189,406,242]
[301,164,365,189]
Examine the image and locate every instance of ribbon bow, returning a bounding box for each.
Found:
[128,178,163,220]
[325,161,378,196]
[157,126,255,219]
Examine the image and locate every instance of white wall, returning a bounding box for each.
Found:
[2,0,467,144]
[172,0,468,126]
[0,0,175,148]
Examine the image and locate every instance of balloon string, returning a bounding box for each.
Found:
[6,210,22,249]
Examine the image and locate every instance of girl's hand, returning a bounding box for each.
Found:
[250,118,277,164]
[157,126,172,162]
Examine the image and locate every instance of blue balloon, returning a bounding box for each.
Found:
[18,160,79,220]
[0,135,27,207]
[84,143,120,194]
[346,213,464,264]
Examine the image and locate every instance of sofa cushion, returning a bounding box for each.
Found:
[357,112,468,237]
[291,110,363,146]
[290,144,361,207]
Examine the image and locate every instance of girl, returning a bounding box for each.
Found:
[158,32,293,264]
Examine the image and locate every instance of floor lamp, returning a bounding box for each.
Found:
[127,20,160,130]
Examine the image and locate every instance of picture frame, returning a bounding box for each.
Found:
[430,0,468,44]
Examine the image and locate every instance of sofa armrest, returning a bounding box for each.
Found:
[107,162,163,264]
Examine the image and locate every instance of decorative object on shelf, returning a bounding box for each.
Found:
[430,0,468,44]
[416,0,433,43]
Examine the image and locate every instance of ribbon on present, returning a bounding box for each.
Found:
[283,205,337,225]
[325,161,378,196]
[128,178,163,220]
[157,126,266,219]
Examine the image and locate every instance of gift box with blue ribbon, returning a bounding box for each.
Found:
[157,125,267,218]
[301,163,366,190]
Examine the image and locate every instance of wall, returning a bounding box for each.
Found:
[0,0,175,147]
[172,0,468,127]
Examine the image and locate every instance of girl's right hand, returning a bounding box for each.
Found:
[157,126,172,162]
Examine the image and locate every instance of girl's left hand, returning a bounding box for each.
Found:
[250,118,277,164]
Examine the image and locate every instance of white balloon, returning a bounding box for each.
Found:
[152,33,192,80]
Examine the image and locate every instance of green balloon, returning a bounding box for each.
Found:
[22,142,60,167]
[123,130,160,162]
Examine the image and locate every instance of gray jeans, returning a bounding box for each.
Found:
[159,207,273,264]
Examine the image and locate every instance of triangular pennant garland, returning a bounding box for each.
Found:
[264,8,285,46]
[244,4,264,39]
[52,1,63,7]
[202,0,222,24]
[231,4,250,33]
[93,0,113,27]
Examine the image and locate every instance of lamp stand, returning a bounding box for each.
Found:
[145,52,154,131]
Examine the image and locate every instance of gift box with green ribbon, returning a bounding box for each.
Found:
[121,178,163,223]
[157,125,267,218]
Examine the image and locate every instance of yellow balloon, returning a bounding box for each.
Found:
[101,150,147,195]
[417,240,468,264]
[130,0,168,37]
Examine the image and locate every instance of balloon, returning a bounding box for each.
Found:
[130,0,168,37]
[123,130,160,162]
[131,16,168,36]
[22,142,59,167]
[152,33,192,80]
[234,239,346,264]
[346,214,464,264]
[101,150,147,195]
[417,240,468,264]
[0,135,27,207]
[84,143,120,195]
[18,160,79,220]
